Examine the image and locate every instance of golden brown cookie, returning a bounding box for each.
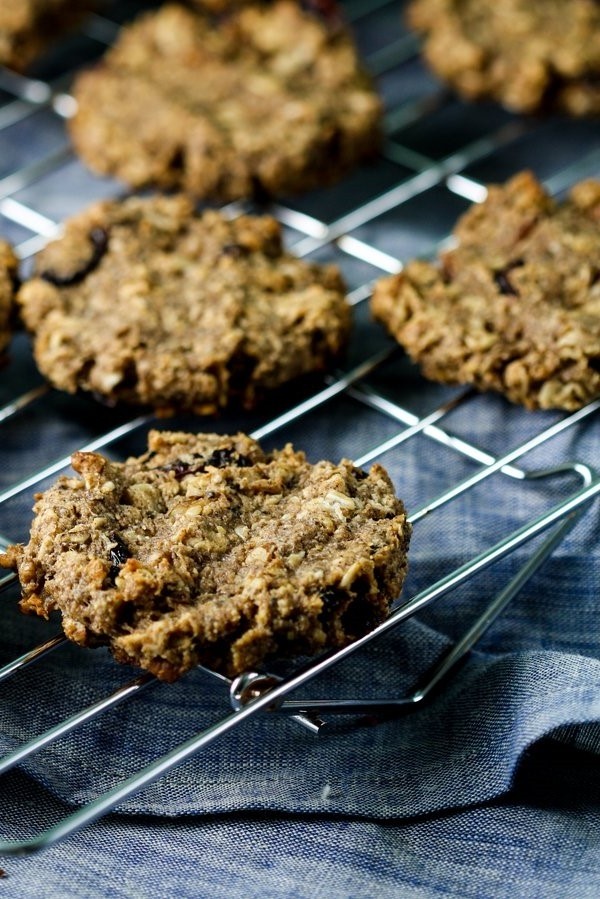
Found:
[407,0,600,116]
[0,0,93,71]
[68,1,382,201]
[17,194,351,413]
[372,171,600,411]
[1,430,411,680]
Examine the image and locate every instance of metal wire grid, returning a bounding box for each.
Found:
[0,0,598,854]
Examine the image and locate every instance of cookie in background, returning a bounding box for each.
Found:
[68,1,382,201]
[407,0,600,116]
[17,194,351,413]
[0,0,95,71]
[372,171,600,410]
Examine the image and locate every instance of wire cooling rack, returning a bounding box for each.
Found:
[0,0,599,855]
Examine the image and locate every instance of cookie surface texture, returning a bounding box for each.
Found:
[1,431,411,680]
[0,0,92,70]
[371,171,600,411]
[0,239,17,355]
[68,1,382,200]
[407,0,600,116]
[17,194,351,412]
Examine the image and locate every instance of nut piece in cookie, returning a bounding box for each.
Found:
[0,430,411,681]
[407,0,600,116]
[0,239,18,357]
[0,1,95,71]
[68,1,382,201]
[17,194,351,413]
[371,171,600,411]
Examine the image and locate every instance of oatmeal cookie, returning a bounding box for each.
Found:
[371,171,600,411]
[17,194,350,413]
[0,0,93,71]
[0,430,411,680]
[68,1,382,201]
[407,0,600,116]
[0,239,18,355]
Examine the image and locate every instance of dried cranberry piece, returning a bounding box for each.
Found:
[204,447,252,468]
[162,459,196,480]
[319,587,343,628]
[108,535,131,581]
[40,227,109,287]
[493,258,524,296]
[221,243,249,259]
[160,447,253,480]
[494,271,515,295]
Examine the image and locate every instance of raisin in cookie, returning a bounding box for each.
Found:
[0,0,93,71]
[407,0,600,116]
[17,194,350,413]
[68,1,382,201]
[0,239,18,355]
[371,171,600,411]
[0,430,411,681]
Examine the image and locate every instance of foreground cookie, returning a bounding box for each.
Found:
[0,239,17,355]
[372,171,600,411]
[1,431,411,680]
[407,0,600,116]
[0,0,92,71]
[69,1,382,201]
[17,194,350,412]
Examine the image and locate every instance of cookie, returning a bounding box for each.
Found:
[68,1,382,201]
[17,194,351,413]
[0,0,93,71]
[0,430,411,681]
[0,239,18,356]
[407,0,600,116]
[371,171,600,411]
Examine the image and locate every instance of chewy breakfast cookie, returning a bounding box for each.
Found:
[0,239,18,356]
[68,1,382,201]
[17,194,351,413]
[371,171,600,411]
[407,0,600,116]
[0,430,411,680]
[0,0,93,71]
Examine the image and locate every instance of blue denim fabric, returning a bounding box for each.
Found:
[2,742,600,898]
